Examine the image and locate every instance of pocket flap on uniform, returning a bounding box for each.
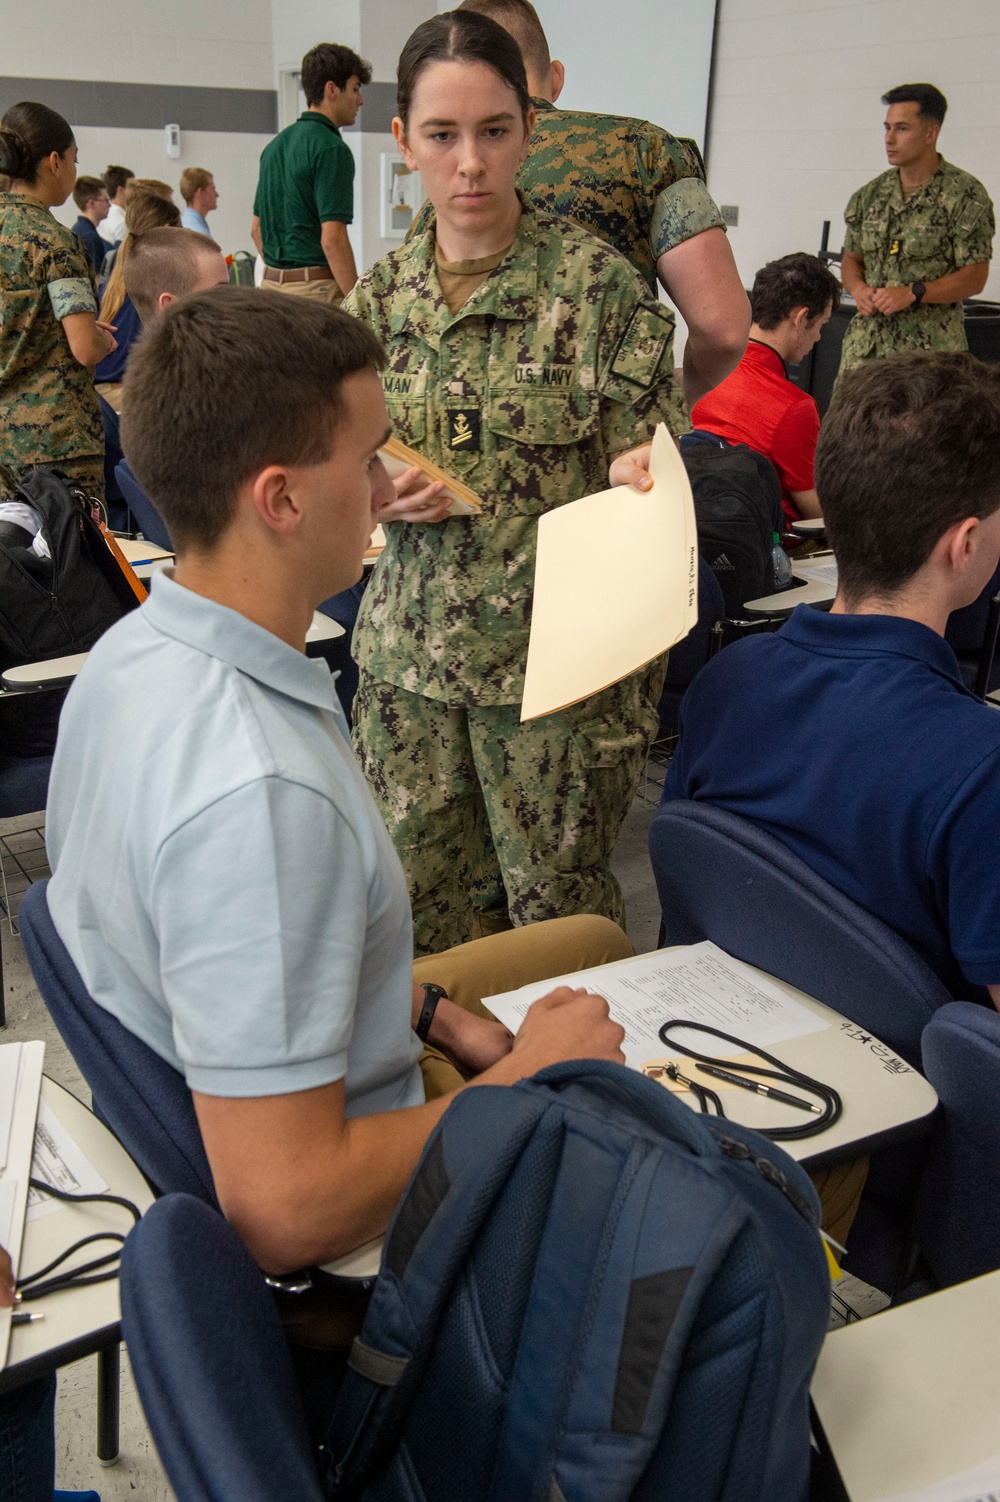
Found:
[487,389,598,446]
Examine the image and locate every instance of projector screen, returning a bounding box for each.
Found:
[533,0,718,149]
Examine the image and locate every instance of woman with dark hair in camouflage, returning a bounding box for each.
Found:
[0,101,117,501]
[345,10,682,956]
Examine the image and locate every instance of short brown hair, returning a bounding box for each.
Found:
[121,288,386,552]
[127,177,173,202]
[179,166,213,204]
[103,164,134,197]
[123,226,223,324]
[398,11,531,127]
[458,0,550,80]
[300,43,372,107]
[72,174,106,212]
[882,83,947,125]
[816,352,1000,604]
[751,252,841,329]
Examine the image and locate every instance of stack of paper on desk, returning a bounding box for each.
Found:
[379,436,482,517]
[485,942,828,1077]
[0,1041,44,1369]
[520,423,699,721]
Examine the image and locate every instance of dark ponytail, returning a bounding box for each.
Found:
[397,10,530,127]
[0,102,74,185]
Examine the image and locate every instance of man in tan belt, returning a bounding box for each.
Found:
[251,41,371,305]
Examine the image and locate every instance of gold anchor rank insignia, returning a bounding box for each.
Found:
[889,239,900,256]
[448,408,481,451]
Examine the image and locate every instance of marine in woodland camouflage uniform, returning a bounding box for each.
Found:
[411,99,724,293]
[839,159,995,372]
[0,193,104,499]
[344,202,682,955]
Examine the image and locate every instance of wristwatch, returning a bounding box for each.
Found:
[910,281,926,306]
[415,983,448,1043]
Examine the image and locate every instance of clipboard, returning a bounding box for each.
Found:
[520,423,699,721]
[379,435,482,517]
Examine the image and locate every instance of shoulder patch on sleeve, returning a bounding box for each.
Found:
[957,196,988,236]
[602,302,674,397]
[651,178,726,258]
[47,277,98,320]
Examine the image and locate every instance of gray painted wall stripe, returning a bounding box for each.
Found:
[0,77,277,135]
[343,81,398,136]
[0,76,402,138]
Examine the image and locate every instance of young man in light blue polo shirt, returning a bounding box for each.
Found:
[45,288,630,1274]
[661,350,1000,1008]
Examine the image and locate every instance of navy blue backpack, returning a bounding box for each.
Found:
[324,1061,830,1502]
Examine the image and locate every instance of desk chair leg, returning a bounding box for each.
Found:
[97,1342,120,1466]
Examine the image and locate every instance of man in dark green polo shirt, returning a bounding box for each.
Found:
[252,42,371,305]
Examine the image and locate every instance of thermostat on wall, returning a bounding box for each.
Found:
[165,124,181,159]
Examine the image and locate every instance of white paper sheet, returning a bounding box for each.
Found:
[874,1453,1000,1502]
[27,1097,108,1222]
[0,1043,21,1173]
[0,1041,44,1369]
[794,557,839,588]
[520,422,699,721]
[485,941,828,1074]
[0,1179,17,1252]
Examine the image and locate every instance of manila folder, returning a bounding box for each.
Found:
[520,423,698,721]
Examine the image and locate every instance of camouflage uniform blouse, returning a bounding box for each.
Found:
[411,100,724,294]
[344,204,683,707]
[839,158,995,370]
[0,194,103,490]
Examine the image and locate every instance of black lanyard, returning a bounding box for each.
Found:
[16,1179,141,1301]
[657,1020,842,1141]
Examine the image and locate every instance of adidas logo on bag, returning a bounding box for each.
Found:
[714,553,736,571]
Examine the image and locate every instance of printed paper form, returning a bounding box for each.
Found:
[0,1041,44,1370]
[485,942,828,1075]
[794,556,839,589]
[27,1097,107,1222]
[520,422,699,721]
[873,1453,1000,1502]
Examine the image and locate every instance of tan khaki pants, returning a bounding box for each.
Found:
[260,276,343,307]
[415,915,868,1243]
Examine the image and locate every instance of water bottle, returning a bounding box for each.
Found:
[772,531,793,591]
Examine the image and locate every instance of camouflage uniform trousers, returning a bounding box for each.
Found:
[0,454,104,504]
[353,659,667,957]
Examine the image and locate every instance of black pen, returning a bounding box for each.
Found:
[696,1063,821,1114]
[11,1311,44,1326]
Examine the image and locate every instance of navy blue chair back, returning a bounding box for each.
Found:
[657,559,726,733]
[18,880,217,1205]
[113,460,174,551]
[916,1002,1000,1286]
[649,800,953,1066]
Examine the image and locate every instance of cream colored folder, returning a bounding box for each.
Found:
[379,436,482,517]
[520,423,698,721]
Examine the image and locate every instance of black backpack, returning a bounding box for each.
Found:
[681,437,783,616]
[0,468,140,752]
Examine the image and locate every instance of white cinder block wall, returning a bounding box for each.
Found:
[707,0,1000,302]
[4,0,274,255]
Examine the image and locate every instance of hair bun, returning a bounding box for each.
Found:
[0,126,29,179]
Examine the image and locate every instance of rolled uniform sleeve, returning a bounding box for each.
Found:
[596,268,683,450]
[651,177,727,258]
[152,777,375,1097]
[43,236,98,320]
[842,187,864,257]
[951,183,995,268]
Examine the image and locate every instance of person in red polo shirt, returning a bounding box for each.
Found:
[692,252,841,526]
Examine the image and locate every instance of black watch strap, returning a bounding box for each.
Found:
[416,983,448,1043]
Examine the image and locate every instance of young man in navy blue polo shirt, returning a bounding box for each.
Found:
[662,350,1000,1008]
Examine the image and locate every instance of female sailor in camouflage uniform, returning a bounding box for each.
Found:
[0,102,116,500]
[344,11,682,956]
